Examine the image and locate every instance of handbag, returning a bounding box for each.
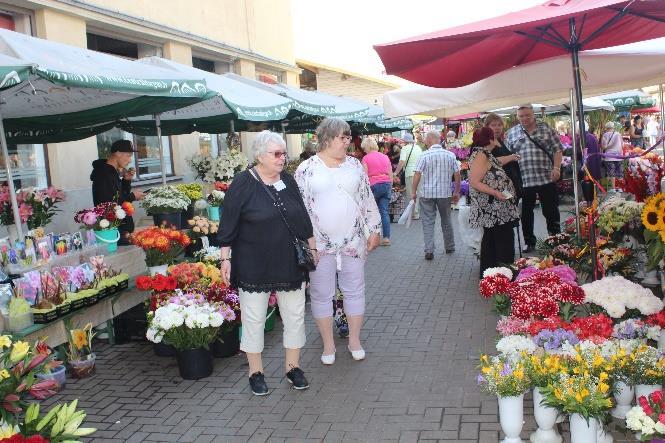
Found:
[399,144,415,186]
[251,168,316,272]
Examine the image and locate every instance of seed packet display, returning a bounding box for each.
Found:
[14,273,39,305]
[0,283,11,314]
[71,232,83,251]
[0,237,9,266]
[53,234,69,256]
[85,230,97,248]
[36,239,51,261]
[24,237,37,265]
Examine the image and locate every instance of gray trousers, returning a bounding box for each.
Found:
[420,197,455,253]
[404,175,419,217]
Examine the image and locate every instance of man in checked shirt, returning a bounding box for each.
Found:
[505,105,563,253]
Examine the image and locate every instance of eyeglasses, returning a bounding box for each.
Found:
[267,150,288,159]
[337,135,352,141]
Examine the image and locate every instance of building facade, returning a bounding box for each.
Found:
[0,0,299,231]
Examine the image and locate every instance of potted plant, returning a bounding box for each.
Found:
[477,354,531,443]
[74,201,132,253]
[206,189,225,221]
[145,294,224,380]
[205,283,241,358]
[66,323,96,379]
[176,183,204,226]
[20,187,66,230]
[626,390,665,442]
[130,226,191,276]
[136,274,179,357]
[141,185,191,229]
[631,345,665,403]
[522,353,565,443]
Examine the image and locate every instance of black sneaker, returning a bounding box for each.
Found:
[286,367,310,390]
[522,244,535,253]
[425,252,434,260]
[249,371,269,396]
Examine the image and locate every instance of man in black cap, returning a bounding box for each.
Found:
[90,140,144,244]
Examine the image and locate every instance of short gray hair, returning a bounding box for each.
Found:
[425,130,440,144]
[361,137,378,153]
[316,118,350,151]
[252,130,286,160]
[517,104,534,111]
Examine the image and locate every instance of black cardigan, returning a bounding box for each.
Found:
[217,170,313,293]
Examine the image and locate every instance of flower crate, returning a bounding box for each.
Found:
[56,302,72,317]
[32,308,59,324]
[84,292,100,307]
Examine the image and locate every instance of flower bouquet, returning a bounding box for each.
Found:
[145,295,224,379]
[193,246,222,267]
[141,186,191,228]
[206,190,225,221]
[597,194,644,240]
[0,186,65,231]
[205,283,241,357]
[167,262,221,289]
[176,183,203,203]
[581,275,664,319]
[186,216,218,238]
[642,193,665,269]
[626,390,665,441]
[130,226,190,273]
[187,154,213,181]
[66,323,96,379]
[540,372,613,420]
[613,318,661,341]
[204,150,248,183]
[74,202,131,253]
[495,334,537,361]
[532,328,579,353]
[630,345,665,387]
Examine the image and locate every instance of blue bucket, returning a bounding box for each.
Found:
[207,206,220,221]
[94,228,120,253]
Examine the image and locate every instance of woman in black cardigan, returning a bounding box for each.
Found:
[218,130,317,396]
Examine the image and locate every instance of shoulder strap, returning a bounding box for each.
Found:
[404,144,414,167]
[250,168,299,243]
[521,126,554,165]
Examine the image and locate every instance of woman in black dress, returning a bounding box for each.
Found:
[218,130,317,396]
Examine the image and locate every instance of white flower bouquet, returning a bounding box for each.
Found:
[483,267,513,280]
[204,150,248,183]
[626,390,665,440]
[187,154,212,181]
[207,190,225,207]
[597,195,644,236]
[146,296,224,351]
[582,276,664,318]
[141,186,191,215]
[496,334,537,360]
[193,246,222,266]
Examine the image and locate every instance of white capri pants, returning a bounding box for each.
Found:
[309,254,366,319]
[239,283,306,354]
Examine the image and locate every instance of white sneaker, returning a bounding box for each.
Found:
[348,345,365,361]
[321,351,336,365]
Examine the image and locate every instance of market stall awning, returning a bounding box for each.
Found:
[490,98,614,115]
[596,90,656,111]
[631,106,662,114]
[0,29,213,139]
[382,38,665,119]
[374,0,665,88]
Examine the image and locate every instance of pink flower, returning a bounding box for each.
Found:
[0,186,9,204]
[18,203,32,222]
[45,186,65,201]
[82,211,97,226]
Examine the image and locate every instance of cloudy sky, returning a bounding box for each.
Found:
[292,0,543,84]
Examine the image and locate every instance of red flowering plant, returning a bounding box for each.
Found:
[625,390,665,440]
[167,262,221,289]
[646,310,665,329]
[130,226,191,267]
[214,182,229,192]
[568,314,614,343]
[204,283,241,329]
[479,273,512,316]
[135,274,178,313]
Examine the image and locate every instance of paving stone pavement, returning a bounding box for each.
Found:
[43,207,636,442]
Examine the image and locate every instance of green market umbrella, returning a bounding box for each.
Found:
[597,90,655,111]
[0,29,212,236]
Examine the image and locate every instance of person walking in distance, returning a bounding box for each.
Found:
[394,133,422,219]
[411,130,461,260]
[505,105,563,253]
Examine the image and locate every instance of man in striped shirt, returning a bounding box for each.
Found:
[411,130,461,260]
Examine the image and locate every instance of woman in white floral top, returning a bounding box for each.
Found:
[295,118,381,365]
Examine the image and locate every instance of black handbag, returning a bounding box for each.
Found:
[399,144,415,186]
[251,168,316,272]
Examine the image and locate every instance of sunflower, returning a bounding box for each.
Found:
[647,193,665,211]
[642,204,661,232]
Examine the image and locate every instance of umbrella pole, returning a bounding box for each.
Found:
[569,89,581,238]
[658,83,665,156]
[154,114,166,186]
[0,107,24,240]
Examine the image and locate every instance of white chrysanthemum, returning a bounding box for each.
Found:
[496,335,536,358]
[115,207,126,220]
[99,219,110,229]
[483,267,513,279]
[210,312,224,328]
[194,199,207,210]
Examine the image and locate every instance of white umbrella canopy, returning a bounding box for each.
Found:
[491,97,614,115]
[383,38,665,119]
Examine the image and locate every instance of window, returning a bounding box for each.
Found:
[192,56,231,74]
[96,128,173,180]
[87,33,138,59]
[0,144,48,189]
[198,133,228,158]
[256,66,283,84]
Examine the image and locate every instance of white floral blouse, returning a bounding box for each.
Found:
[295,155,381,262]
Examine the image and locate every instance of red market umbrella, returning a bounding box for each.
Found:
[631,106,662,114]
[374,0,665,88]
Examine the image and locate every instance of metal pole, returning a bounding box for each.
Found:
[155,114,166,186]
[658,83,665,156]
[0,107,24,240]
[569,89,581,238]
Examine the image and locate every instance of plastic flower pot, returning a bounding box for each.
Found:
[207,206,220,221]
[94,228,120,253]
[3,311,34,333]
[69,353,96,379]
[153,342,176,357]
[212,324,240,358]
[36,365,66,391]
[181,205,195,228]
[148,265,169,276]
[498,394,524,443]
[569,413,597,443]
[152,212,182,229]
[175,347,213,380]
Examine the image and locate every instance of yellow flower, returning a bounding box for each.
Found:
[575,392,584,403]
[642,205,661,232]
[71,329,87,351]
[0,420,19,439]
[9,341,29,363]
[0,336,11,349]
[481,367,491,374]
[554,388,563,400]
[598,382,610,393]
[0,370,9,379]
[513,369,524,380]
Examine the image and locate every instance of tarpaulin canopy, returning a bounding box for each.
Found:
[596,89,656,111]
[491,97,615,115]
[0,29,212,141]
[374,0,665,88]
[382,38,665,118]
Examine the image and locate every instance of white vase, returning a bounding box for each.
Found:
[595,419,613,443]
[659,330,665,351]
[642,268,660,286]
[148,264,169,276]
[498,394,525,443]
[530,387,562,443]
[569,414,597,443]
[635,384,662,403]
[611,381,634,419]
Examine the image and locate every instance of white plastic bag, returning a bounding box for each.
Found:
[457,196,482,252]
[398,200,415,228]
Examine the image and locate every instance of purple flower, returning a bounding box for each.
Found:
[477,374,486,385]
[533,328,579,350]
[500,363,513,377]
